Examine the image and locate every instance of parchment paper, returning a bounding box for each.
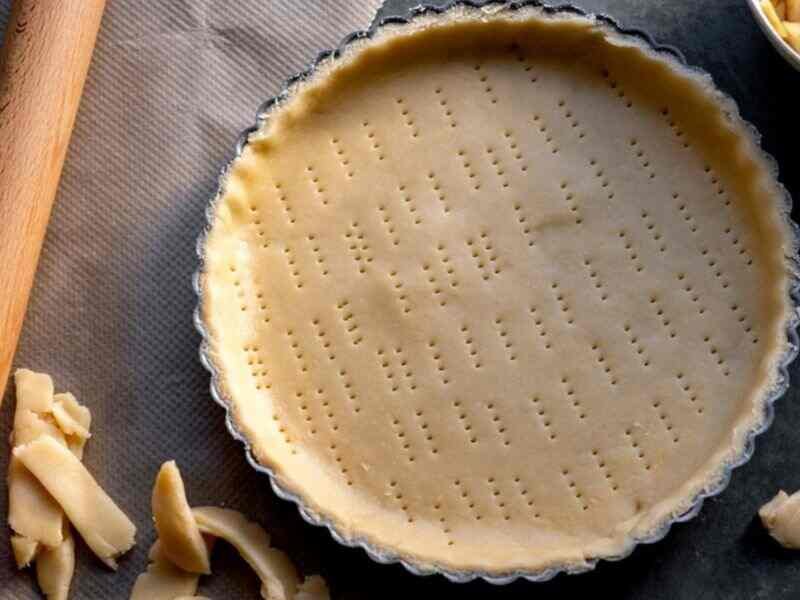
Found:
[0,2,382,598]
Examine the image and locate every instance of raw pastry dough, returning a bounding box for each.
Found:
[8,370,65,549]
[133,461,327,600]
[11,535,38,569]
[66,433,88,462]
[14,435,136,569]
[200,6,795,573]
[129,541,201,600]
[52,393,91,440]
[152,461,211,574]
[192,507,300,600]
[35,527,76,600]
[7,369,94,599]
[8,456,64,549]
[296,575,330,600]
[14,369,54,414]
[759,490,800,548]
[53,392,92,460]
[13,409,68,448]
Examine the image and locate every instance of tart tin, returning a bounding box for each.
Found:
[194,0,800,584]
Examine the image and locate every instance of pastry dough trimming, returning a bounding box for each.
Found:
[129,541,202,600]
[7,369,97,600]
[152,461,211,574]
[759,489,800,549]
[35,527,76,600]
[13,436,136,569]
[193,506,300,600]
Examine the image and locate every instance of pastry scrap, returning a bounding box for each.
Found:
[35,528,76,600]
[129,541,204,600]
[8,370,65,549]
[131,460,328,600]
[51,393,91,441]
[11,535,39,569]
[8,452,64,549]
[14,369,55,414]
[759,489,800,548]
[193,506,300,600]
[296,576,330,600]
[200,5,794,574]
[152,461,212,574]
[53,392,92,460]
[6,368,111,600]
[14,435,136,569]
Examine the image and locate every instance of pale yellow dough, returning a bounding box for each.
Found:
[8,369,95,599]
[36,527,76,600]
[65,433,88,462]
[11,535,39,569]
[192,507,300,600]
[201,7,794,573]
[296,575,330,600]
[8,453,64,549]
[52,392,91,440]
[152,461,211,574]
[759,490,800,548]
[14,369,55,414]
[14,436,136,569]
[129,542,201,600]
[133,461,325,599]
[8,371,65,548]
[13,409,67,448]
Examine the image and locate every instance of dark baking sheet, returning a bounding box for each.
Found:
[2,1,799,598]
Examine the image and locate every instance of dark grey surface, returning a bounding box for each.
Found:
[2,1,799,599]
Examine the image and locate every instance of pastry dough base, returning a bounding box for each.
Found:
[201,6,794,574]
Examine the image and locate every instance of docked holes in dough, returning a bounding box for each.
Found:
[11,535,39,569]
[13,436,136,569]
[296,575,331,600]
[152,461,211,574]
[36,526,76,600]
[52,392,91,440]
[192,506,301,600]
[129,541,202,600]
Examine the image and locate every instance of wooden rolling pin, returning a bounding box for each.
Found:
[0,0,106,403]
